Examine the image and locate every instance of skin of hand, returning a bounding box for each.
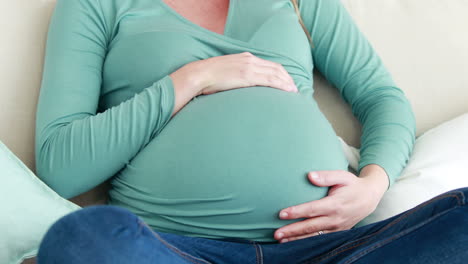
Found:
[274,164,389,243]
[169,52,298,116]
[197,52,298,95]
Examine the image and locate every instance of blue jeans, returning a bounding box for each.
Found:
[38,187,468,264]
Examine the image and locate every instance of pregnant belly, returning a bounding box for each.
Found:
[108,86,349,242]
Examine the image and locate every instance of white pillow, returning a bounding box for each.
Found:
[0,141,81,264]
[337,113,468,227]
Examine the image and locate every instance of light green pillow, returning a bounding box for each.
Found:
[0,141,81,264]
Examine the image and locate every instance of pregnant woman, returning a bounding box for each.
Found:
[36,0,468,263]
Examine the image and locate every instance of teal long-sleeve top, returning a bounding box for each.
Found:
[35,0,416,242]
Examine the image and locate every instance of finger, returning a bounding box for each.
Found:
[261,60,296,87]
[261,66,297,92]
[308,171,355,187]
[278,196,334,220]
[255,58,297,91]
[279,230,332,243]
[263,65,297,92]
[274,216,332,240]
[238,53,297,92]
[254,68,296,92]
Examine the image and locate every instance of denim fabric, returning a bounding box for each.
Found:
[38,187,468,264]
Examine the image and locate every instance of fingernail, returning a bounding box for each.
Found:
[279,211,288,218]
[281,239,288,243]
[310,172,320,180]
[277,232,284,239]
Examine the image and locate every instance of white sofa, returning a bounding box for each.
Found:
[1,0,467,263]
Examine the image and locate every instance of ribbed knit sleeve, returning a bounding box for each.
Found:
[35,0,175,198]
[298,0,416,189]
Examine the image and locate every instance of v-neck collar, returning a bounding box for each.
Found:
[157,0,309,72]
[159,0,236,40]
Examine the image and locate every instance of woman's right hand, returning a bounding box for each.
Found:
[171,52,298,96]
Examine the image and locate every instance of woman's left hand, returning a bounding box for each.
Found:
[274,167,389,243]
